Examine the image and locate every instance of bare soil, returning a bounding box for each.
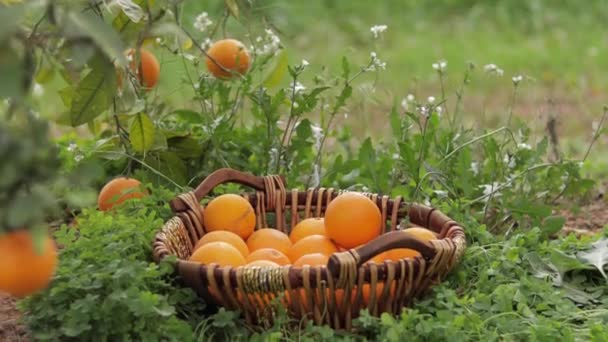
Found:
[0,293,27,342]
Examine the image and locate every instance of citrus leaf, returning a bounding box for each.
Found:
[0,44,24,99]
[116,0,144,23]
[263,49,288,88]
[67,11,127,66]
[129,113,155,154]
[578,238,608,280]
[224,0,239,19]
[69,55,116,127]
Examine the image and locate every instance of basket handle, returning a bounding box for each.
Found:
[170,168,286,212]
[327,230,437,278]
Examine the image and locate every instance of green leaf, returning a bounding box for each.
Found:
[224,0,239,19]
[263,49,288,88]
[0,44,24,98]
[129,113,155,154]
[506,199,552,218]
[69,55,116,126]
[116,0,144,23]
[341,56,350,80]
[541,215,566,237]
[168,136,202,159]
[578,238,608,280]
[66,11,127,66]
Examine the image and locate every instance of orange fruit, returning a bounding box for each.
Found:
[247,260,280,267]
[325,192,382,249]
[194,231,249,257]
[189,241,246,267]
[119,48,161,90]
[293,253,329,267]
[203,194,256,240]
[287,235,338,263]
[97,177,147,211]
[366,251,388,264]
[0,230,58,297]
[289,218,326,243]
[402,226,438,241]
[245,248,291,266]
[384,227,438,261]
[246,228,292,255]
[359,283,396,306]
[205,39,250,79]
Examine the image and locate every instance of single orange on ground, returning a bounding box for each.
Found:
[293,253,329,267]
[325,192,382,249]
[247,260,280,267]
[384,227,438,261]
[194,231,249,257]
[97,177,147,211]
[189,241,246,267]
[289,218,326,243]
[287,235,338,263]
[205,39,250,79]
[203,194,256,240]
[0,230,58,297]
[245,248,291,266]
[246,228,292,255]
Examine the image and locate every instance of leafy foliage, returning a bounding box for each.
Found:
[18,190,204,341]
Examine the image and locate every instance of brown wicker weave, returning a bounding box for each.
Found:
[152,168,466,330]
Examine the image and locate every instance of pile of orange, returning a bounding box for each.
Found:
[188,192,440,307]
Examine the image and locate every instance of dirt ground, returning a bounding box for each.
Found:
[0,293,27,342]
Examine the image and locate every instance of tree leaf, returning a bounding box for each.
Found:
[69,55,116,126]
[67,11,127,66]
[224,0,239,19]
[578,238,608,280]
[0,44,24,99]
[541,215,566,237]
[116,0,144,23]
[263,49,288,88]
[129,113,155,154]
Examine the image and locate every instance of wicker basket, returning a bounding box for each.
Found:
[152,168,466,330]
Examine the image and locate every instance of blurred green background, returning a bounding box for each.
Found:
[39,0,607,170]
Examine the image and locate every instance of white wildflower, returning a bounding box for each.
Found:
[310,164,321,188]
[294,82,306,93]
[392,153,400,160]
[503,154,516,168]
[370,24,388,39]
[479,182,502,200]
[517,143,532,150]
[344,112,349,119]
[258,28,281,55]
[407,94,415,102]
[512,75,523,85]
[470,162,480,175]
[293,102,299,108]
[401,98,409,111]
[436,106,443,116]
[432,60,447,72]
[193,12,213,32]
[33,83,44,97]
[301,59,309,67]
[366,51,386,71]
[67,142,78,152]
[433,190,448,198]
[419,105,429,117]
[74,153,84,162]
[427,96,435,104]
[484,63,504,76]
[201,38,212,50]
[311,124,324,151]
[155,37,163,44]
